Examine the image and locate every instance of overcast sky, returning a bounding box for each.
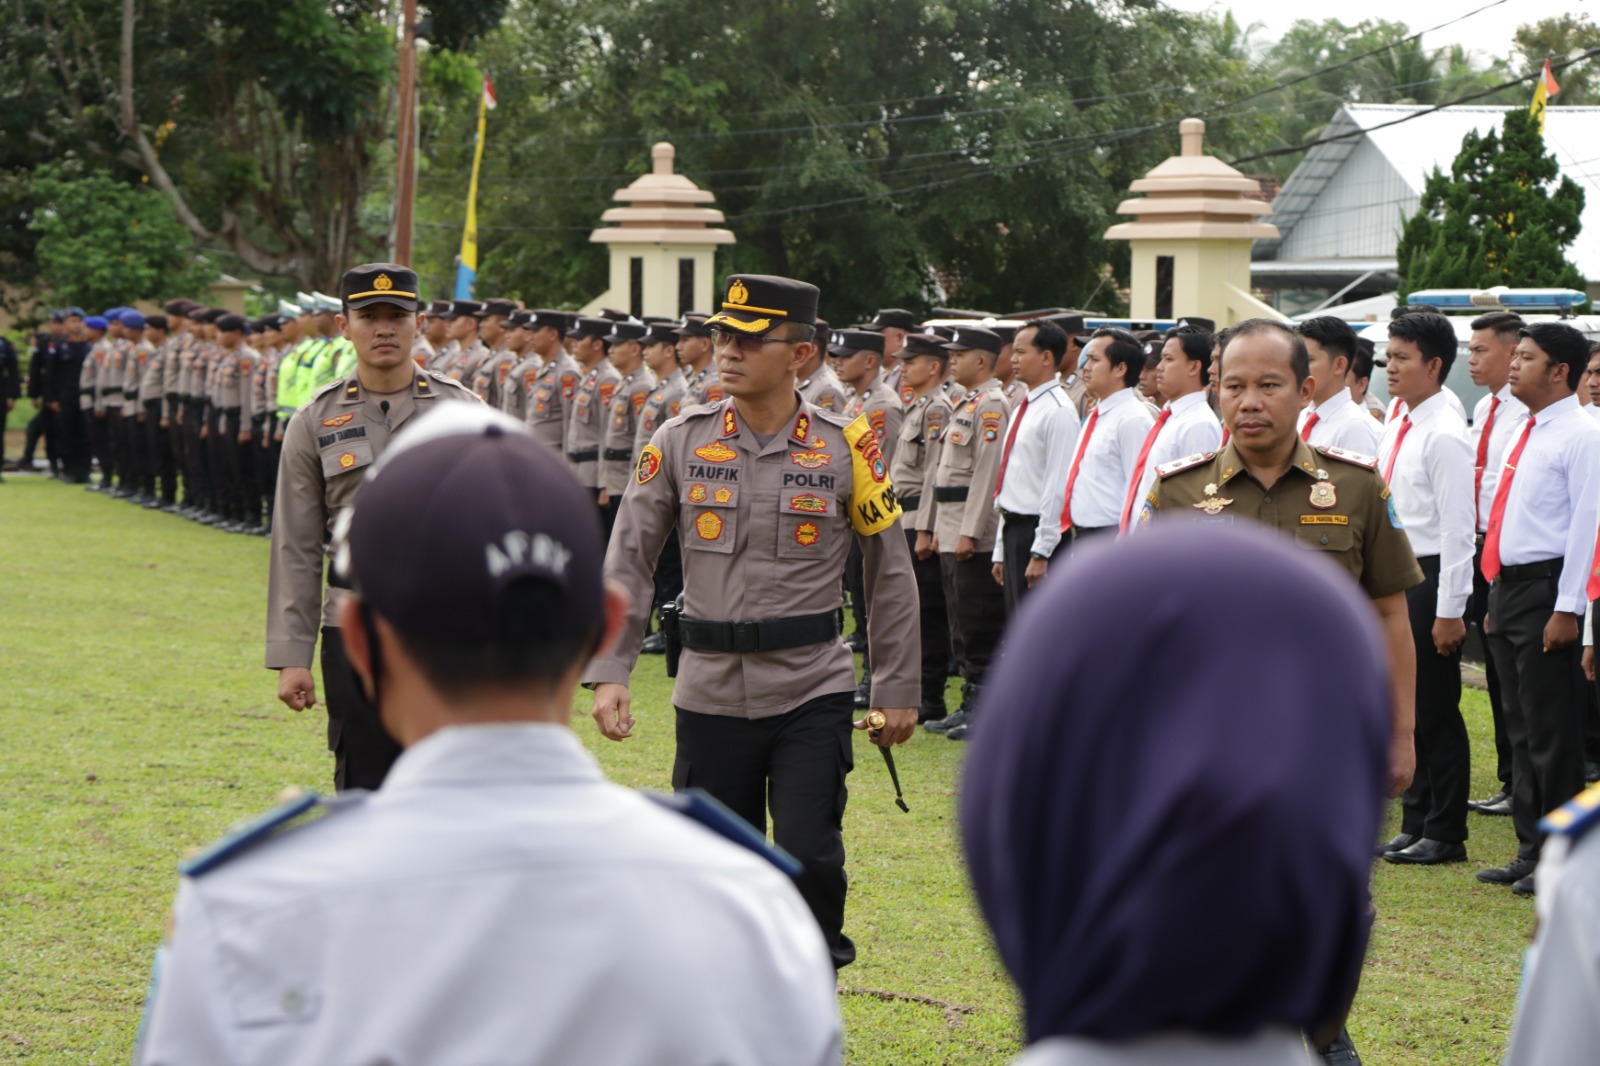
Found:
[1162,0,1590,68]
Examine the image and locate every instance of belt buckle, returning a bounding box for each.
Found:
[728,620,760,653]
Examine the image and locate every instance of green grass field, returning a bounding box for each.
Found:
[0,474,1534,1063]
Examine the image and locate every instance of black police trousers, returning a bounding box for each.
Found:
[1399,556,1469,844]
[1470,539,1512,793]
[1486,566,1586,861]
[940,551,1005,687]
[673,691,856,970]
[904,527,951,686]
[999,513,1040,616]
[319,625,403,792]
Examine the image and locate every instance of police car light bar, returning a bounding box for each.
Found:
[1407,287,1588,312]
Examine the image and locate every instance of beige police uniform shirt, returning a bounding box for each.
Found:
[524,351,581,453]
[124,340,154,404]
[472,346,517,407]
[102,340,129,410]
[601,367,658,497]
[683,364,725,407]
[890,387,955,529]
[635,368,689,457]
[265,370,480,669]
[214,346,259,413]
[138,340,167,407]
[844,376,905,465]
[798,363,847,414]
[499,352,541,419]
[566,360,622,489]
[583,397,920,717]
[924,378,1009,551]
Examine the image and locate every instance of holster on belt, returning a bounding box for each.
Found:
[661,596,684,678]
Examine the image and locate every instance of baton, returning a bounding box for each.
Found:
[865,711,910,813]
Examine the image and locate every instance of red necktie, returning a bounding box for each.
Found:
[1481,416,1536,583]
[1474,397,1501,528]
[1388,397,1404,423]
[1300,411,1319,442]
[1220,426,1230,448]
[1120,407,1171,533]
[1381,415,1411,484]
[1059,407,1100,531]
[992,395,1029,499]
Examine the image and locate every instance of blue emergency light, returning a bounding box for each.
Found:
[1407,287,1588,312]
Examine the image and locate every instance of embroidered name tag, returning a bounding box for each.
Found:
[1299,515,1350,525]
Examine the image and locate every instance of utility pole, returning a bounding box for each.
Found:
[393,0,419,265]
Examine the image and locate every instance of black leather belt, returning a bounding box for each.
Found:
[678,611,841,654]
[603,448,633,461]
[99,387,123,395]
[934,486,969,502]
[899,494,922,512]
[998,508,1036,522]
[1499,560,1562,582]
[567,449,599,463]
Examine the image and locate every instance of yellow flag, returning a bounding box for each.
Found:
[1530,57,1560,135]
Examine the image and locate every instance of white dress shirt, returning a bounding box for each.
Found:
[992,380,1079,562]
[1377,392,1476,617]
[1488,393,1600,615]
[1471,384,1529,533]
[1062,388,1155,531]
[136,724,841,1066]
[1298,387,1381,454]
[1386,386,1467,425]
[1125,390,1224,525]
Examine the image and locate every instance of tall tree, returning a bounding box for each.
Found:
[3,0,505,291]
[1396,109,1586,297]
[1513,16,1600,105]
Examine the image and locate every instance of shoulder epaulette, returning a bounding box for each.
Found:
[812,407,856,429]
[1156,452,1215,478]
[1541,781,1600,839]
[645,789,803,878]
[308,378,345,402]
[180,789,362,877]
[1319,445,1378,470]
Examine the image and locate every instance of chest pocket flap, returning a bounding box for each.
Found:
[319,437,376,480]
[1294,524,1354,553]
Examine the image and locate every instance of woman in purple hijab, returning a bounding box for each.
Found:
[961,523,1390,1065]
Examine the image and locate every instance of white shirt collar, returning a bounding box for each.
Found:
[381,723,604,793]
[1311,388,1354,417]
[1400,390,1448,425]
[1025,379,1062,402]
[1095,387,1134,414]
[1167,390,1209,415]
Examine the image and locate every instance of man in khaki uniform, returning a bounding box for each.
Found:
[585,273,919,972]
[521,310,581,453]
[441,300,487,382]
[498,310,537,418]
[208,315,260,531]
[919,327,1010,740]
[1141,316,1421,1066]
[268,263,480,791]
[889,332,959,722]
[470,298,521,405]
[797,318,847,413]
[598,320,658,533]
[833,327,905,704]
[421,299,452,370]
[563,316,621,503]
[674,313,721,406]
[138,314,177,509]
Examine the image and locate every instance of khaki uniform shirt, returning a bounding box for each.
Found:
[102,340,129,410]
[890,387,955,528]
[81,340,104,410]
[410,334,436,367]
[635,369,689,456]
[139,339,168,406]
[925,378,1009,551]
[444,340,487,384]
[582,398,920,716]
[798,363,847,414]
[471,346,517,407]
[566,360,622,489]
[499,352,541,419]
[265,370,481,669]
[1143,439,1423,600]
[192,344,216,410]
[1001,378,1027,407]
[601,367,658,497]
[124,340,153,404]
[428,338,459,374]
[683,365,725,408]
[843,377,905,466]
[524,351,581,453]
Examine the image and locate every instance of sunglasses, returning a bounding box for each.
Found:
[710,328,806,354]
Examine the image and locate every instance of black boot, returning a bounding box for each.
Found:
[946,682,980,740]
[918,678,947,723]
[926,681,973,734]
[854,662,873,709]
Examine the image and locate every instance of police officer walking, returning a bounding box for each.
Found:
[267,264,480,790]
[583,274,919,970]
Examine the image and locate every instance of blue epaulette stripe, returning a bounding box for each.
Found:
[180,791,321,877]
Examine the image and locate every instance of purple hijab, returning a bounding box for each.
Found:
[961,523,1389,1044]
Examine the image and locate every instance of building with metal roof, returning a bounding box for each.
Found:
[1253,103,1600,317]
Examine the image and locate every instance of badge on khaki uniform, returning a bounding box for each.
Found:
[636,445,662,484]
[1309,470,1337,510]
[1193,482,1232,515]
[695,511,724,540]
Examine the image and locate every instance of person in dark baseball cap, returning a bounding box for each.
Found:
[566,316,612,341]
[827,328,885,357]
[704,274,818,337]
[216,313,248,334]
[941,326,1002,355]
[341,263,423,314]
[673,313,712,338]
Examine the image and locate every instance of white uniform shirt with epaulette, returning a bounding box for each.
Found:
[265,369,480,670]
[134,723,842,1066]
[1504,782,1600,1066]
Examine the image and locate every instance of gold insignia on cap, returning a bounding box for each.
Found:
[728,279,749,305]
[374,273,393,291]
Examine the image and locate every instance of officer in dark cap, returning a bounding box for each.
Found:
[795,317,846,413]
[517,310,581,451]
[585,273,920,970]
[440,299,487,382]
[599,320,658,534]
[421,299,452,370]
[470,298,522,405]
[674,313,722,406]
[563,316,621,506]
[268,263,481,790]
